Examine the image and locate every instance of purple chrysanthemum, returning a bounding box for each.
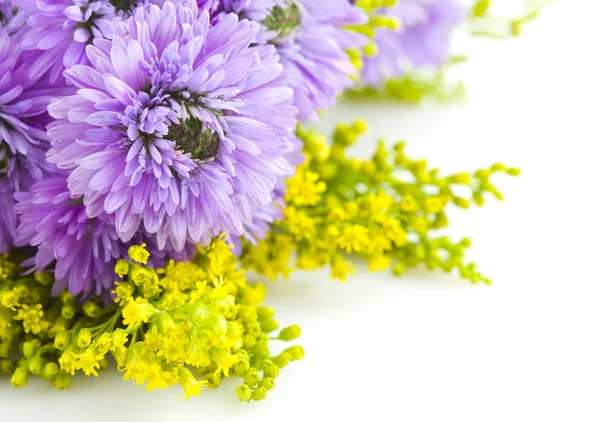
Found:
[21,0,116,84]
[163,1,367,122]
[47,1,297,254]
[14,172,194,297]
[270,0,368,122]
[0,28,69,253]
[362,0,464,87]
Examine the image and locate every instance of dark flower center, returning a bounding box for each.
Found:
[109,0,136,12]
[168,118,220,163]
[0,142,12,180]
[262,3,301,39]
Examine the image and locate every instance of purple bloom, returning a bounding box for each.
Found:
[228,133,302,255]
[272,0,368,122]
[0,28,69,253]
[21,0,116,84]
[47,1,298,254]
[362,0,464,87]
[163,1,367,122]
[14,172,194,297]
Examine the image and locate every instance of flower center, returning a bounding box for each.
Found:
[168,118,220,163]
[262,3,301,40]
[109,0,135,12]
[0,142,12,180]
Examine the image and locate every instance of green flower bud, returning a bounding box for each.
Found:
[0,290,19,309]
[0,342,12,358]
[82,302,100,318]
[61,304,76,320]
[252,341,270,360]
[453,197,470,209]
[261,360,280,379]
[231,358,250,377]
[256,306,275,321]
[42,362,59,380]
[272,352,292,369]
[284,346,305,361]
[259,377,276,391]
[114,259,130,277]
[236,384,252,402]
[53,371,71,390]
[0,359,14,374]
[77,328,92,348]
[251,386,268,401]
[206,372,222,388]
[278,325,301,341]
[244,368,260,387]
[34,272,53,286]
[392,263,406,277]
[260,319,279,334]
[22,339,41,359]
[28,355,44,375]
[54,331,70,351]
[243,334,256,349]
[11,366,29,388]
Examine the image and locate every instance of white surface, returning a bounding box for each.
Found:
[2,1,600,420]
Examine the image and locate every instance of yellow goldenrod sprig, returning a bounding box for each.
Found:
[346,62,468,104]
[1,240,302,402]
[242,121,518,284]
[347,0,400,70]
[470,0,552,38]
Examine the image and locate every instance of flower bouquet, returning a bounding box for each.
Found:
[0,0,544,402]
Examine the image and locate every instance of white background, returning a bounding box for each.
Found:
[2,1,600,420]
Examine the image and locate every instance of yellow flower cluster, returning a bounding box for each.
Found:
[242,121,518,283]
[0,240,302,401]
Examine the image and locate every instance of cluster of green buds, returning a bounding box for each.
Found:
[0,239,302,402]
[242,121,518,283]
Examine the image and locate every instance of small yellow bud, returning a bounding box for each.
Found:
[11,366,29,388]
[244,368,260,387]
[53,371,71,390]
[453,197,470,209]
[54,332,70,351]
[259,377,276,391]
[272,352,293,369]
[22,339,41,359]
[114,259,130,277]
[260,319,279,334]
[77,329,92,348]
[284,346,305,361]
[1,359,14,374]
[251,386,268,401]
[278,325,301,341]
[236,384,252,402]
[42,362,59,380]
[82,301,100,318]
[262,360,280,379]
[128,243,150,264]
[28,356,44,375]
